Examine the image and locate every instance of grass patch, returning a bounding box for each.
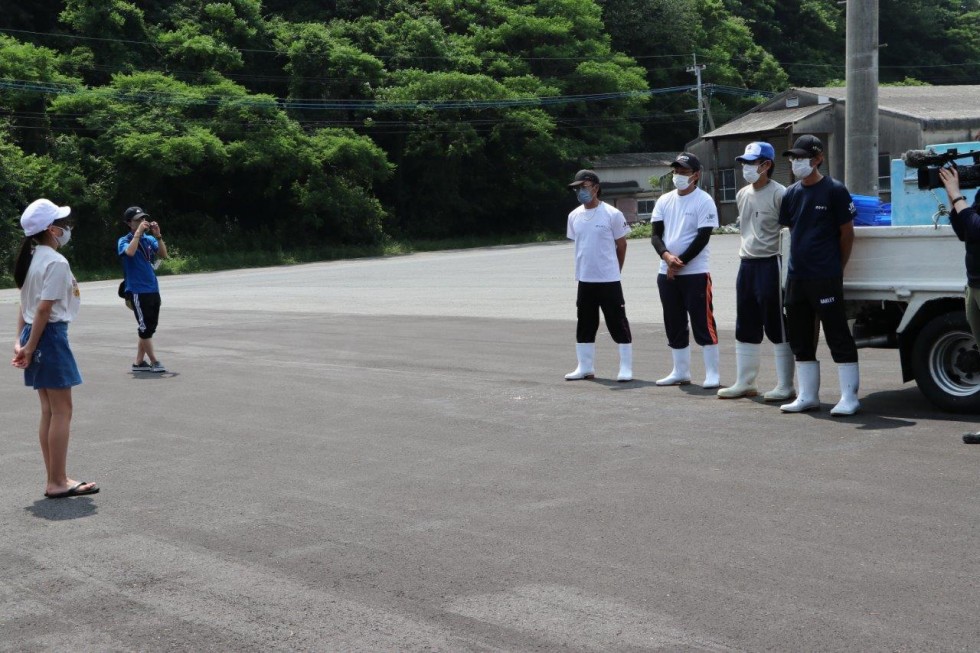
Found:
[628,222,739,241]
[627,222,652,239]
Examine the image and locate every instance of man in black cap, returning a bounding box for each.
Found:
[650,152,721,388]
[777,134,860,415]
[564,169,634,382]
[118,206,168,373]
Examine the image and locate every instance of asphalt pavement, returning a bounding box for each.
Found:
[1,236,978,651]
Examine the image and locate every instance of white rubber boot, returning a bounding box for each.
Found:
[764,342,797,401]
[656,346,691,386]
[780,361,820,412]
[616,343,633,382]
[717,341,759,398]
[702,344,721,388]
[830,362,861,416]
[564,343,596,380]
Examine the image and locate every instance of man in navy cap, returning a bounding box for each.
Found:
[777,134,860,415]
[718,141,794,401]
[651,152,721,388]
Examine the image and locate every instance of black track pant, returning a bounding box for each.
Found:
[784,277,858,363]
[576,281,632,344]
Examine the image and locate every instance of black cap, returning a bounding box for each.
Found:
[568,169,600,188]
[783,134,823,158]
[670,152,701,172]
[123,206,148,222]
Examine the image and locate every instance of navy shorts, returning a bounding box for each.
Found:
[735,256,787,344]
[20,321,82,390]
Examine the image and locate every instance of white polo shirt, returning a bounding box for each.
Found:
[567,201,631,282]
[651,187,719,275]
[20,245,80,324]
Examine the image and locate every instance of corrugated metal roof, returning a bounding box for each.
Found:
[798,85,980,121]
[588,152,677,168]
[704,104,829,138]
[703,86,980,139]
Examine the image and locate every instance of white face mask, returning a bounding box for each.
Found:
[672,173,693,191]
[53,225,72,247]
[742,164,761,184]
[791,159,814,179]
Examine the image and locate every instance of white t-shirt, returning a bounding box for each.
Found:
[567,201,631,282]
[20,245,80,324]
[651,187,719,275]
[736,180,786,259]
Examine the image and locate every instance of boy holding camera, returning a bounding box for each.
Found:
[118,206,168,373]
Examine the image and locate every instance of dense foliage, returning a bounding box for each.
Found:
[1,1,978,272]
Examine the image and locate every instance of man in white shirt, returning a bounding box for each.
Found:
[717,142,795,401]
[651,152,721,388]
[565,169,634,382]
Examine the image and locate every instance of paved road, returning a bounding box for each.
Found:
[1,236,978,651]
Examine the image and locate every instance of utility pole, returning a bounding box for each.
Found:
[687,53,707,136]
[845,0,879,196]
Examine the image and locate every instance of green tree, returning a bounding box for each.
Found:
[879,0,980,84]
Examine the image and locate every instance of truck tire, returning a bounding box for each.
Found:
[912,311,980,413]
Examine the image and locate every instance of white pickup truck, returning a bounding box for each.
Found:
[843,224,977,413]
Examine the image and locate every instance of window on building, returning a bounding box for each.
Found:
[878,152,891,201]
[717,168,737,203]
[637,199,656,220]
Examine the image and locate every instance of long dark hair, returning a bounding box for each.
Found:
[13,237,37,289]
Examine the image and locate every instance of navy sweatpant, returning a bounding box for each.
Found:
[657,272,718,349]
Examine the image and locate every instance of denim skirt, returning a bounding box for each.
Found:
[20,321,82,390]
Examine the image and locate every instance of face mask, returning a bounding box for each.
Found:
[742,164,761,184]
[672,174,692,191]
[577,187,594,204]
[791,159,814,178]
[53,226,72,247]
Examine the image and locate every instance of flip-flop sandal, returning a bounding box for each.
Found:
[44,481,100,499]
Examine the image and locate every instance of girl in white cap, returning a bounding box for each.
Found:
[11,198,99,499]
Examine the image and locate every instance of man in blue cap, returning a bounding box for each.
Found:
[718,141,795,401]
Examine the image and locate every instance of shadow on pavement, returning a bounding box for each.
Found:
[24,496,99,521]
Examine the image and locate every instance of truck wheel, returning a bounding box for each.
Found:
[912,312,980,413]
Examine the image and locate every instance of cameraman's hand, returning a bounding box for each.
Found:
[939,166,961,198]
[148,221,161,237]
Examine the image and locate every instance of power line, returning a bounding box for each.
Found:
[1,77,773,112]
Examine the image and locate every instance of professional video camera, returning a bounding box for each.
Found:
[902,147,980,190]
